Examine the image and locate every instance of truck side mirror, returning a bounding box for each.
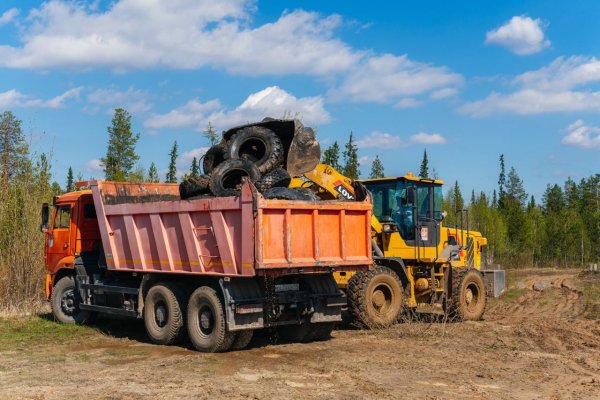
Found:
[41,203,50,232]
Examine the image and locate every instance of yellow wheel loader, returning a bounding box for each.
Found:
[292,164,505,328]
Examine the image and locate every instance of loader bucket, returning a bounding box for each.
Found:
[222,118,321,177]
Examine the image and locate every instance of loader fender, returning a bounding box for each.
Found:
[373,257,409,288]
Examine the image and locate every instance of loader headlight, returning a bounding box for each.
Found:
[382,223,398,233]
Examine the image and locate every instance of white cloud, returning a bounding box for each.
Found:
[395,98,422,109]
[0,87,82,109]
[562,120,600,149]
[177,147,209,175]
[410,132,446,145]
[430,87,458,100]
[145,86,330,131]
[485,16,550,55]
[87,87,152,113]
[332,54,463,103]
[462,56,600,116]
[0,8,19,25]
[85,159,103,173]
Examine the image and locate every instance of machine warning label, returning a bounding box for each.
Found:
[333,181,355,200]
[420,227,429,241]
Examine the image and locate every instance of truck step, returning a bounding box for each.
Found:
[80,304,137,317]
[80,283,139,295]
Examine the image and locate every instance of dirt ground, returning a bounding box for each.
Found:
[1,269,599,400]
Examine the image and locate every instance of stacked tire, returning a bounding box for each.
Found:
[180,125,317,201]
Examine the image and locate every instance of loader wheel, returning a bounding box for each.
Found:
[209,159,261,197]
[254,168,291,192]
[179,175,211,199]
[230,330,254,351]
[202,144,226,175]
[263,187,319,201]
[187,286,235,352]
[227,126,284,173]
[347,266,403,328]
[451,269,487,321]
[51,276,93,325]
[144,283,187,345]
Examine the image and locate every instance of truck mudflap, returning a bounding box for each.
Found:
[220,274,345,331]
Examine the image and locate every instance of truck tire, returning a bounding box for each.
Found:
[450,269,487,321]
[262,187,318,201]
[347,266,403,328]
[202,144,226,175]
[51,275,93,325]
[143,283,187,345]
[209,159,261,197]
[254,168,291,193]
[226,126,284,173]
[187,286,236,352]
[179,175,211,199]
[230,330,254,351]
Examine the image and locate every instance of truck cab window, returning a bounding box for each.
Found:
[53,206,71,229]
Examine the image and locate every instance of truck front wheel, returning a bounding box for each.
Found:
[143,283,187,345]
[187,286,235,352]
[51,275,92,325]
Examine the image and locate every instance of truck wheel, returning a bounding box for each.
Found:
[202,144,226,175]
[230,330,254,350]
[143,283,187,345]
[51,276,92,324]
[209,159,261,197]
[254,168,291,192]
[451,269,487,321]
[347,266,403,328]
[187,286,235,352]
[226,126,284,173]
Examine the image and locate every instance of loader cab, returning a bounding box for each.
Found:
[362,173,444,248]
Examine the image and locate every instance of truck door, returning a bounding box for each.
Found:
[47,205,73,270]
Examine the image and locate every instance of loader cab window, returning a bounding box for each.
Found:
[53,205,71,229]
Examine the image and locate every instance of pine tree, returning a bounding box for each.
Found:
[492,189,498,208]
[0,111,29,190]
[147,162,159,182]
[498,154,506,208]
[322,141,342,171]
[66,167,74,192]
[190,157,200,177]
[342,132,360,179]
[369,155,385,179]
[166,141,178,183]
[203,122,219,146]
[419,149,429,178]
[453,181,464,212]
[506,167,527,206]
[100,108,140,181]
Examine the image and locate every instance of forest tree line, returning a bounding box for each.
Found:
[0,108,598,308]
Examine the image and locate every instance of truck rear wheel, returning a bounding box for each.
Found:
[143,283,187,345]
[347,266,403,328]
[51,275,93,325]
[451,269,487,321]
[187,286,235,352]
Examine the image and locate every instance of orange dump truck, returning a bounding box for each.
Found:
[42,180,372,352]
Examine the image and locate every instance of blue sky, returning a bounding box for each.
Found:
[1,0,599,200]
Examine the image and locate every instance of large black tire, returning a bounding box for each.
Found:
[262,187,318,201]
[226,126,284,173]
[143,283,187,345]
[347,266,404,328]
[230,330,254,351]
[254,168,291,193]
[209,159,261,197]
[450,269,487,321]
[51,275,93,324]
[202,144,226,175]
[180,175,211,199]
[187,286,236,352]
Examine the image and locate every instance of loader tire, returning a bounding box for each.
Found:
[51,275,93,325]
[202,144,226,175]
[230,330,254,351]
[187,286,236,352]
[254,168,291,192]
[179,175,211,199]
[144,283,187,345]
[226,126,284,173]
[209,159,261,197]
[347,266,403,328]
[262,187,318,201]
[450,268,487,321]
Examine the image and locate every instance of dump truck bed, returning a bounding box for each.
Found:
[90,181,372,276]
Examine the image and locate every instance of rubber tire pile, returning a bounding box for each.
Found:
[179,125,316,201]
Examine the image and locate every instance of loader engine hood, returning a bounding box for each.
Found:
[223,118,321,177]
